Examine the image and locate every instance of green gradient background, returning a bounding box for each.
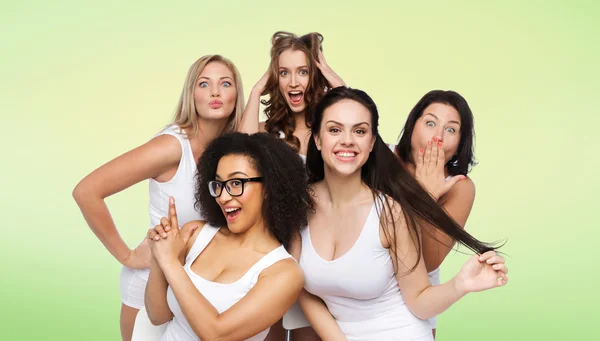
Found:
[2,1,598,340]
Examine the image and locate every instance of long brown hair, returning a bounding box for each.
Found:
[306,87,499,273]
[261,31,330,151]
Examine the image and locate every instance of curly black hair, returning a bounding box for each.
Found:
[195,132,312,249]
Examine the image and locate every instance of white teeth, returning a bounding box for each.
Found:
[289,91,302,95]
[336,152,356,158]
[225,208,239,213]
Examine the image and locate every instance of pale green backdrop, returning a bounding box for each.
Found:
[2,0,598,340]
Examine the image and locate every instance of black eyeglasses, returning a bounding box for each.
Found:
[208,177,263,198]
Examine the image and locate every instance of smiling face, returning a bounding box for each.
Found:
[278,49,310,114]
[410,102,462,165]
[214,154,264,233]
[314,99,376,177]
[193,61,238,122]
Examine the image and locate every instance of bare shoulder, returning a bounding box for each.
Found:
[260,257,304,285]
[143,133,184,164]
[378,195,410,247]
[380,195,405,224]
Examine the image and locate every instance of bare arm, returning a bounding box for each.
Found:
[298,291,347,341]
[389,204,506,320]
[289,230,347,341]
[239,70,269,134]
[422,178,476,271]
[72,134,182,267]
[144,255,173,325]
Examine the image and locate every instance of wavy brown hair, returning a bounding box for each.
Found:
[261,31,330,151]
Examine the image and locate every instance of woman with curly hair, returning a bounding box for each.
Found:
[72,55,245,341]
[240,31,345,157]
[144,132,312,341]
[293,87,508,341]
[390,90,479,338]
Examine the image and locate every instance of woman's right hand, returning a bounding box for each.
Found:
[415,137,465,200]
[122,239,151,269]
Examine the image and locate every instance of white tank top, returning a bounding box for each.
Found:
[162,224,294,341]
[299,198,433,341]
[149,125,203,228]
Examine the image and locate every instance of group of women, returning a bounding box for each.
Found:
[73,31,509,341]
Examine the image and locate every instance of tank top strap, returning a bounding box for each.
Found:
[185,224,220,264]
[248,246,294,286]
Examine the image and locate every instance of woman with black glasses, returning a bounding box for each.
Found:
[143,132,312,341]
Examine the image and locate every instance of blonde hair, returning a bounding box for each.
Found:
[172,55,245,138]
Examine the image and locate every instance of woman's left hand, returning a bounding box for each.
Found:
[454,251,509,295]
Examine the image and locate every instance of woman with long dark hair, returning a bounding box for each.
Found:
[293,87,508,340]
[391,90,480,337]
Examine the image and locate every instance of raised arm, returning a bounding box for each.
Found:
[238,70,269,134]
[387,203,508,320]
[72,134,182,268]
[289,230,347,341]
[145,218,204,325]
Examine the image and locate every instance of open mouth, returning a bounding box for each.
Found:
[334,151,357,161]
[224,207,241,221]
[288,91,304,106]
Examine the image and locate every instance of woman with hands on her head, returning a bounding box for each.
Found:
[144,132,312,341]
[240,31,345,158]
[294,87,508,341]
[240,31,345,340]
[391,90,484,337]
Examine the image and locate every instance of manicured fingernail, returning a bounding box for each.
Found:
[154,236,159,240]
[438,142,442,147]
[428,141,432,146]
[419,148,424,153]
[479,256,484,261]
[487,259,493,264]
[433,137,438,142]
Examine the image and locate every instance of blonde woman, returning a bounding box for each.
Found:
[73,55,245,341]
